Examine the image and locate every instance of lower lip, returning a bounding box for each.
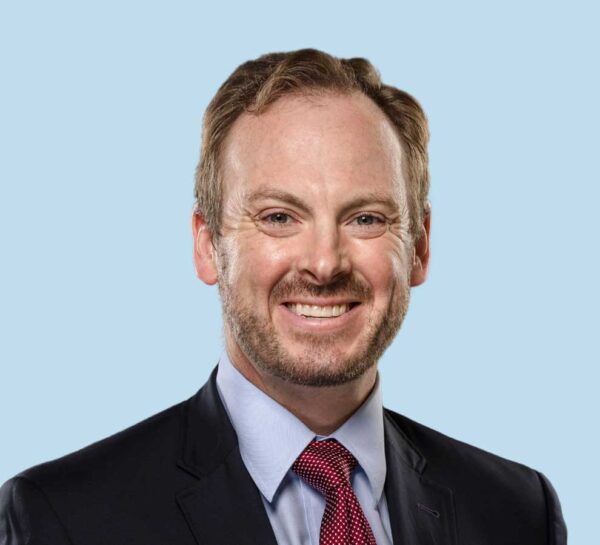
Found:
[277,303,362,333]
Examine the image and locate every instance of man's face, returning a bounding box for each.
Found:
[199,92,426,387]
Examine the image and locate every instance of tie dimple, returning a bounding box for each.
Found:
[292,439,377,545]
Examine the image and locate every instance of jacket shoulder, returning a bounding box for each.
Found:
[384,409,567,544]
[17,400,187,490]
[385,408,540,481]
[0,476,72,544]
[0,397,205,545]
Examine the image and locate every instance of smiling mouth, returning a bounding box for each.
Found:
[284,303,359,318]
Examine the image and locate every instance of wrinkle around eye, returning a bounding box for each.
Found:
[345,212,389,238]
[254,209,302,237]
[388,218,411,242]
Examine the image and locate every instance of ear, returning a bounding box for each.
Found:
[192,208,218,285]
[410,205,431,287]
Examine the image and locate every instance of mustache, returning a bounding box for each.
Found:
[272,275,372,301]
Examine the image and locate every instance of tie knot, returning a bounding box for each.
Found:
[292,439,358,496]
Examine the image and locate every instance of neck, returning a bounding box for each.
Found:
[225,339,377,436]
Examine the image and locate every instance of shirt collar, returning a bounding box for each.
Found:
[215,351,387,505]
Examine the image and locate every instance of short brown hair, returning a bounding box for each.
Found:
[194,48,430,238]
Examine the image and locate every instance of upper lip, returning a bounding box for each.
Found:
[281,298,361,306]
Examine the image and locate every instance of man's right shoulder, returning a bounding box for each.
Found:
[0,396,198,536]
[9,399,187,490]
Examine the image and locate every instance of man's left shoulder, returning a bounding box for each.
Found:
[385,408,539,483]
[384,408,567,543]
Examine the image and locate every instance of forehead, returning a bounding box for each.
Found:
[220,92,406,203]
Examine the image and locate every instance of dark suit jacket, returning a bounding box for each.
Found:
[0,369,567,544]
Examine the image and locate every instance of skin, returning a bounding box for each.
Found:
[193,92,430,435]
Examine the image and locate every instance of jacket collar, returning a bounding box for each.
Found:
[383,411,458,545]
[176,367,278,545]
[176,368,457,545]
[177,367,237,478]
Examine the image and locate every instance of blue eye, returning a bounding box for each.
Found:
[257,210,300,237]
[266,212,291,224]
[355,214,383,226]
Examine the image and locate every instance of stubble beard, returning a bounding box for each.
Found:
[218,273,411,387]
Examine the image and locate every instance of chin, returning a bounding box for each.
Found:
[244,337,380,387]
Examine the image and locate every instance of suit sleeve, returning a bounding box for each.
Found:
[537,471,567,545]
[0,477,72,545]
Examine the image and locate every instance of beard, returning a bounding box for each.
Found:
[217,270,411,387]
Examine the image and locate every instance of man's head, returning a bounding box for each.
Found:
[193,49,430,387]
[195,49,429,239]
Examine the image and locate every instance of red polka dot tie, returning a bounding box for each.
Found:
[292,439,377,545]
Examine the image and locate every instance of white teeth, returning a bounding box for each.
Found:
[286,303,351,318]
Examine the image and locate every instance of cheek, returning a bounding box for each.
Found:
[353,238,411,291]
[221,235,295,292]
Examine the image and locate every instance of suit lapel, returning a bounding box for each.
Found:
[384,412,458,545]
[175,369,458,545]
[175,369,278,545]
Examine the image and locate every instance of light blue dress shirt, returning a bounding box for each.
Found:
[216,351,394,545]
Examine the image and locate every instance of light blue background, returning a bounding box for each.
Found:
[1,1,597,542]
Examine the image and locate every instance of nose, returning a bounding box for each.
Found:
[297,223,351,284]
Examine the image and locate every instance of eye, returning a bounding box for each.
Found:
[265,212,292,224]
[354,213,383,226]
[256,209,301,237]
[347,212,388,238]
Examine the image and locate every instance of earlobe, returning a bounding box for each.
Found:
[192,210,218,285]
[410,207,431,287]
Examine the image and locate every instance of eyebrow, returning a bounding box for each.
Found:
[246,188,400,216]
[247,189,311,213]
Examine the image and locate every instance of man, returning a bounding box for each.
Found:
[0,49,566,544]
